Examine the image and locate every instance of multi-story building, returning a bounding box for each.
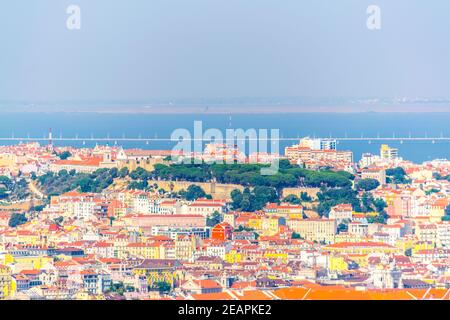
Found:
[285,144,353,167]
[264,203,304,219]
[132,259,181,289]
[348,222,369,237]
[361,167,386,185]
[175,235,197,261]
[287,218,336,243]
[380,144,399,161]
[324,242,401,255]
[329,204,353,224]
[151,226,210,240]
[296,137,337,151]
[124,243,161,259]
[181,199,228,217]
[80,269,112,295]
[429,198,449,222]
[211,223,233,241]
[123,214,206,235]
[0,264,14,299]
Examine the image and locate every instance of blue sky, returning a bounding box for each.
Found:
[1,0,450,102]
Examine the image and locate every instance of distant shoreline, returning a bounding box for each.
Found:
[1,103,450,114]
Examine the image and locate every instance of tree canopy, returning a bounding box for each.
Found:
[57,151,72,160]
[150,162,354,190]
[185,185,207,201]
[231,186,279,212]
[386,167,409,184]
[9,213,28,228]
[38,168,119,196]
[356,178,380,191]
[206,211,223,227]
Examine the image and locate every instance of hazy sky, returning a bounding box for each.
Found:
[1,0,450,102]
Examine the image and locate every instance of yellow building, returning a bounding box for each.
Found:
[247,216,279,236]
[395,237,417,253]
[248,216,262,231]
[132,259,180,289]
[328,255,348,272]
[347,254,369,268]
[124,242,161,259]
[224,250,242,264]
[412,241,435,254]
[380,144,398,161]
[263,251,288,263]
[264,203,304,219]
[0,264,15,299]
[261,217,279,236]
[4,255,52,271]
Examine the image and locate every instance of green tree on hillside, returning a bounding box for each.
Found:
[206,211,223,227]
[386,167,409,184]
[231,186,278,212]
[356,178,380,191]
[58,151,72,160]
[185,185,207,201]
[283,194,301,205]
[118,167,129,178]
[9,213,27,228]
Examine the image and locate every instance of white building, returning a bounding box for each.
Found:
[329,204,353,224]
[74,200,96,220]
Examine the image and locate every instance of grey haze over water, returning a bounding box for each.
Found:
[2,0,450,104]
[0,113,449,163]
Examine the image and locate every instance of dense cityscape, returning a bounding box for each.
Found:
[0,137,449,300]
